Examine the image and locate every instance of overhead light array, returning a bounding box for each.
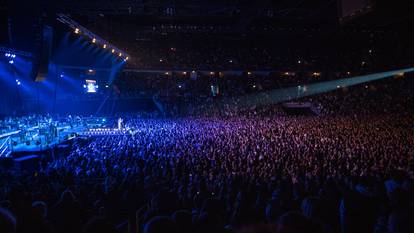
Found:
[57,13,130,62]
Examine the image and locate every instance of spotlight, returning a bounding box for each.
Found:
[111,49,115,53]
[210,72,215,75]
[4,53,9,57]
[60,74,64,78]
[103,44,107,49]
[118,52,122,57]
[9,60,14,64]
[92,38,96,43]
[312,72,321,77]
[182,71,187,75]
[125,56,129,60]
[74,28,80,34]
[105,85,109,88]
[11,54,16,58]
[17,81,21,86]
[165,72,170,75]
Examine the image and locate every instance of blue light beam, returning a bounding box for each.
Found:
[223,67,414,110]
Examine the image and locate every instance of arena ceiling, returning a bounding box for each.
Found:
[43,0,336,18]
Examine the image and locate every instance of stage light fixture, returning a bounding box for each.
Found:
[9,60,14,64]
[58,14,130,61]
[118,52,122,57]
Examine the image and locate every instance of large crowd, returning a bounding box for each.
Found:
[1,77,414,233]
[3,6,414,233]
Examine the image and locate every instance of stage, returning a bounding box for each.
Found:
[1,118,135,158]
[7,125,82,153]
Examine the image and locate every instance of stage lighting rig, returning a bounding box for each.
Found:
[0,46,34,59]
[57,14,130,61]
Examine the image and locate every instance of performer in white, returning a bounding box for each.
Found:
[117,117,123,130]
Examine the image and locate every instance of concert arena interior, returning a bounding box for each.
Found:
[1,1,414,233]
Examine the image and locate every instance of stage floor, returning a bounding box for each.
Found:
[11,126,85,153]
